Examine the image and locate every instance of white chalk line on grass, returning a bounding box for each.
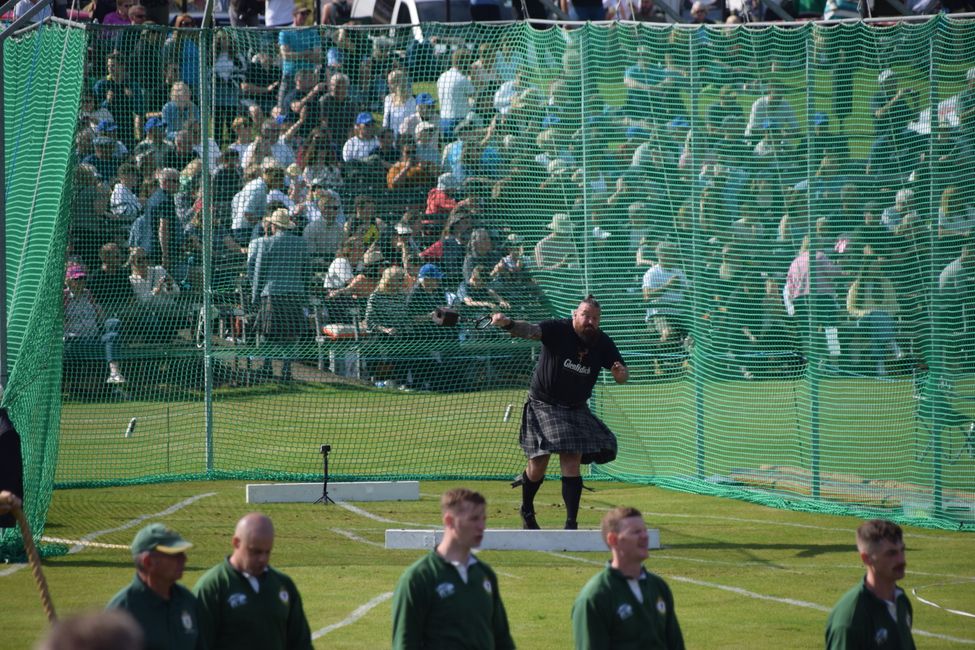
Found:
[330,528,385,548]
[39,537,129,550]
[546,552,975,645]
[913,582,975,619]
[0,492,217,578]
[334,500,436,529]
[311,591,393,640]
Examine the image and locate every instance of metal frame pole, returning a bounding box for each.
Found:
[200,0,215,473]
[0,0,55,395]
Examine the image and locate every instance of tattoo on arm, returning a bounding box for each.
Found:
[508,321,542,340]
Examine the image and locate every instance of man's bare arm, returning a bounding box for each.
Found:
[491,313,541,340]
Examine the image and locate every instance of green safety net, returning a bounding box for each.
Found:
[0,22,86,558]
[6,16,975,560]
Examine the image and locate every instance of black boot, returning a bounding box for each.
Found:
[519,506,540,530]
[562,476,583,530]
[517,470,543,529]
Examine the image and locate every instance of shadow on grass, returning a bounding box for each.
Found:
[665,541,852,558]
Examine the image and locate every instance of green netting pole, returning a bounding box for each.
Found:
[926,31,942,513]
[805,27,820,500]
[688,28,705,480]
[200,6,215,474]
[580,26,590,298]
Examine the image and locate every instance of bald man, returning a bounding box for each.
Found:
[193,513,312,650]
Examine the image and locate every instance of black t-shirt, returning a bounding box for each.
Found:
[529,319,624,407]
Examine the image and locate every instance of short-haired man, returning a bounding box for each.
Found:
[493,295,628,530]
[107,523,203,650]
[826,519,915,649]
[572,507,684,650]
[391,488,515,650]
[193,513,312,650]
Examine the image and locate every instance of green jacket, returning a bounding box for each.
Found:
[391,550,515,650]
[571,565,684,650]
[193,558,312,650]
[107,574,205,650]
[826,579,916,650]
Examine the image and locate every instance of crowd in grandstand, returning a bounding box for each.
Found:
[59,5,975,389]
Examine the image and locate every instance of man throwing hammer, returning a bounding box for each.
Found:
[492,294,628,530]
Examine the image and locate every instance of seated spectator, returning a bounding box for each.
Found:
[231,164,272,244]
[239,52,281,117]
[426,172,461,217]
[462,228,500,281]
[323,234,364,292]
[387,142,438,197]
[128,246,183,343]
[242,119,296,171]
[93,119,129,158]
[457,265,510,311]
[161,82,201,141]
[342,112,380,162]
[326,247,385,324]
[88,242,135,322]
[414,121,441,165]
[365,265,411,336]
[303,189,345,266]
[881,188,915,233]
[299,131,343,192]
[319,73,358,146]
[534,213,579,271]
[406,263,447,326]
[129,168,181,270]
[281,68,326,144]
[383,70,418,141]
[420,210,473,292]
[870,69,916,147]
[110,163,143,223]
[938,185,975,242]
[63,262,126,385]
[133,117,174,172]
[277,6,320,104]
[164,130,200,173]
[390,221,421,274]
[642,241,689,345]
[847,257,902,376]
[227,116,255,163]
[83,136,124,184]
[212,31,247,145]
[744,82,798,143]
[401,92,439,144]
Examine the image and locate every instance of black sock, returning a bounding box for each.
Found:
[521,471,543,512]
[562,476,583,523]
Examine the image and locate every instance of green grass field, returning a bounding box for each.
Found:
[2,479,974,649]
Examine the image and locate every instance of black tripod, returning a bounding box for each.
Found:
[314,444,335,505]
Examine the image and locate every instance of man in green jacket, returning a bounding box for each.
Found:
[193,513,312,650]
[826,519,915,649]
[391,487,515,650]
[572,506,684,650]
[107,523,204,650]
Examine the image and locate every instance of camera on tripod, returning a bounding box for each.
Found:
[320,444,331,454]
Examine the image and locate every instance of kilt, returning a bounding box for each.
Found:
[260,296,307,342]
[519,396,618,465]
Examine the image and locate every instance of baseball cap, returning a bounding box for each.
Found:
[416,92,435,106]
[93,136,115,146]
[355,112,374,125]
[131,523,192,556]
[144,116,166,132]
[418,263,445,279]
[95,119,117,133]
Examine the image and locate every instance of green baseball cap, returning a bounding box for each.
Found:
[131,523,192,556]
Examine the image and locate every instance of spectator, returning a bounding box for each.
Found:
[881,188,915,233]
[248,209,311,380]
[110,162,143,224]
[102,0,132,25]
[414,121,441,165]
[319,73,358,146]
[278,7,320,107]
[227,116,255,163]
[387,141,437,196]
[130,168,181,271]
[437,49,475,140]
[846,258,902,376]
[421,210,473,291]
[870,69,916,146]
[383,69,418,140]
[64,262,126,385]
[133,117,174,172]
[267,0,298,26]
[321,0,353,23]
[165,130,200,174]
[365,265,412,337]
[239,52,281,117]
[89,243,134,323]
[243,119,296,170]
[642,241,689,347]
[281,68,327,144]
[458,265,510,311]
[426,172,461,217]
[299,132,343,191]
[342,112,380,162]
[212,32,247,145]
[230,0,263,26]
[689,0,715,21]
[744,82,798,142]
[462,227,500,281]
[161,82,201,141]
[128,246,183,344]
[623,47,684,126]
[84,136,124,185]
[303,189,345,265]
[400,92,438,143]
[163,15,201,94]
[534,213,579,271]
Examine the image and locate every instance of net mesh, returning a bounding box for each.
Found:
[6,17,975,557]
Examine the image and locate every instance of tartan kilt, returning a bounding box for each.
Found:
[519,396,618,465]
[260,296,307,342]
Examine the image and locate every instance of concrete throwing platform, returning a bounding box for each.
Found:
[246,481,420,503]
[385,528,660,552]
